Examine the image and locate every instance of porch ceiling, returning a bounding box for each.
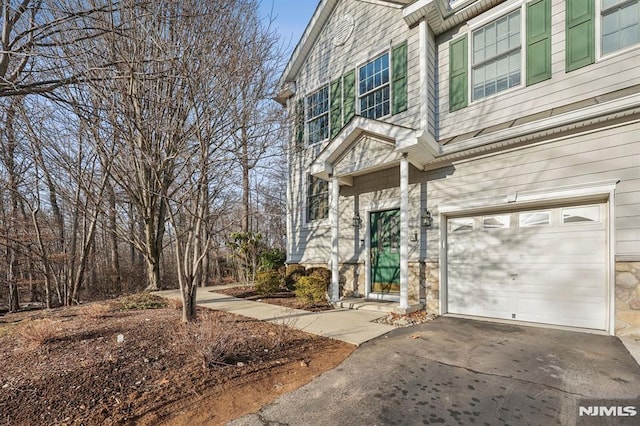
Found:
[309,117,440,183]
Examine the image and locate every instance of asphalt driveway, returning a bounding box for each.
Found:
[229,317,640,425]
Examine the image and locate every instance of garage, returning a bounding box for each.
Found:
[446,203,608,330]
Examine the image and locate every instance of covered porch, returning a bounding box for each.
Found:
[310,116,439,313]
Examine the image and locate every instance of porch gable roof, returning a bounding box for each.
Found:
[309,116,440,183]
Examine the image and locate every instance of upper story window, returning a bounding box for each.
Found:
[449,0,552,112]
[472,9,522,101]
[358,53,390,119]
[307,175,329,222]
[601,0,640,55]
[307,86,329,144]
[294,42,407,146]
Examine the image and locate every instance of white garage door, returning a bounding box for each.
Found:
[446,204,608,330]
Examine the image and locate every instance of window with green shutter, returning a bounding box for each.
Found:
[566,0,595,72]
[343,70,356,124]
[358,53,390,119]
[330,78,342,138]
[526,0,551,85]
[306,86,329,144]
[449,35,468,112]
[392,41,408,115]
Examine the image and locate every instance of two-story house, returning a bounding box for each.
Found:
[276,0,640,336]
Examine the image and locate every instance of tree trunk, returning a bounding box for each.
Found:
[181,283,197,322]
[107,182,121,292]
[143,217,163,291]
[8,250,19,312]
[241,126,250,233]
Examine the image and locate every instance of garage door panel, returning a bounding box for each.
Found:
[448,290,512,319]
[446,203,607,331]
[516,297,606,330]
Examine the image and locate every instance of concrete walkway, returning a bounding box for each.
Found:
[155,286,395,346]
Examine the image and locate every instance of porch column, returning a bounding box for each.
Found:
[399,153,409,310]
[330,174,340,302]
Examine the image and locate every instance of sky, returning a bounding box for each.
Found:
[258,0,319,56]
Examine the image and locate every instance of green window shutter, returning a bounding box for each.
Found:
[343,70,356,123]
[449,35,468,112]
[330,78,342,138]
[295,98,305,145]
[526,0,552,85]
[392,41,408,115]
[566,0,595,72]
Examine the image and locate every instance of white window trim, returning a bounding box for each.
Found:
[306,84,330,146]
[595,0,640,61]
[356,47,393,119]
[467,1,526,104]
[304,175,330,226]
[467,0,525,29]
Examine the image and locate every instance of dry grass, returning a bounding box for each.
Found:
[15,318,61,347]
[118,293,168,310]
[167,297,183,310]
[84,302,113,319]
[176,312,243,370]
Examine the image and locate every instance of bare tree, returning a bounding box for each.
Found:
[0,0,115,98]
[224,10,286,233]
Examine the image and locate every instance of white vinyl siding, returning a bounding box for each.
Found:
[437,0,640,140]
[295,0,421,132]
[601,0,640,55]
[425,121,640,260]
[472,9,522,100]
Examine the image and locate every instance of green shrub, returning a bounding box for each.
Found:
[255,270,282,296]
[306,267,331,284]
[294,274,328,307]
[259,248,286,272]
[284,264,307,291]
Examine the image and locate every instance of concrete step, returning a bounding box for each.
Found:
[335,298,397,313]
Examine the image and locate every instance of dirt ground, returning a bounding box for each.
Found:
[0,294,354,426]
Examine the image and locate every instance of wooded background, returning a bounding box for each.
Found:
[0,0,288,320]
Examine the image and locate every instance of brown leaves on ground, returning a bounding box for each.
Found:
[0,297,354,425]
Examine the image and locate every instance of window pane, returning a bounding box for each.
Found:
[562,206,600,223]
[603,0,630,9]
[519,211,550,227]
[358,53,390,119]
[306,86,329,144]
[472,9,521,101]
[307,176,329,221]
[601,2,640,54]
[483,215,511,229]
[449,218,474,233]
[473,31,485,63]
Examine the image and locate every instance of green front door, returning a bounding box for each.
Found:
[370,209,400,294]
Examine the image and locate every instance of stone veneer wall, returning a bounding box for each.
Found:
[300,261,440,313]
[616,262,640,336]
[423,262,440,314]
[339,263,365,297]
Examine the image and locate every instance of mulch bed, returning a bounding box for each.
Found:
[213,285,333,312]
